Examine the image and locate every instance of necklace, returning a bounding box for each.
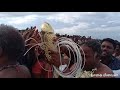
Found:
[76,68,97,78]
[0,63,19,71]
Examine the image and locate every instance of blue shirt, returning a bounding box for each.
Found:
[108,56,120,70]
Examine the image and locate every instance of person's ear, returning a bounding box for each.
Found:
[94,52,99,58]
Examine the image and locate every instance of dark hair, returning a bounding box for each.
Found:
[117,42,120,47]
[101,38,116,49]
[81,40,102,56]
[21,28,45,76]
[21,29,37,74]
[115,41,120,48]
[0,24,25,61]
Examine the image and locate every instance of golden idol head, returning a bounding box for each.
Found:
[41,22,54,33]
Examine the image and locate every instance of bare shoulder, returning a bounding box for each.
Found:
[100,63,113,74]
[0,65,31,78]
[93,63,114,78]
[18,65,31,78]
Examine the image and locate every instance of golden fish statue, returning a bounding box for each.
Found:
[40,22,57,61]
[41,22,54,33]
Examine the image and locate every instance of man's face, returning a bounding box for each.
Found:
[115,45,120,53]
[80,45,96,71]
[101,41,114,57]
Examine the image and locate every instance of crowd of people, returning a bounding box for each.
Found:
[0,23,120,78]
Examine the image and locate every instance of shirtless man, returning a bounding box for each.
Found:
[0,24,31,78]
[80,40,114,78]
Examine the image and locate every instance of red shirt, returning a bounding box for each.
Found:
[32,60,53,78]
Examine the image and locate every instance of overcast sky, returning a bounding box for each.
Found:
[0,12,120,41]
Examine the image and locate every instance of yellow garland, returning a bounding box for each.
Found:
[40,22,57,61]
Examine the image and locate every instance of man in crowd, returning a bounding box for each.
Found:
[79,40,114,78]
[101,38,120,70]
[0,24,31,78]
[113,41,120,60]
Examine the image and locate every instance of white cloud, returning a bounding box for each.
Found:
[0,14,8,17]
[1,12,120,41]
[0,14,40,25]
[87,12,96,15]
[93,26,120,32]
[107,21,116,23]
[47,13,78,24]
[55,22,89,35]
[101,25,107,27]
[7,15,40,25]
[46,12,97,24]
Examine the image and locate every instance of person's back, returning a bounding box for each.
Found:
[0,64,31,78]
[0,24,31,78]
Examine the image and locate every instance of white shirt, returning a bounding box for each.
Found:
[113,70,120,78]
